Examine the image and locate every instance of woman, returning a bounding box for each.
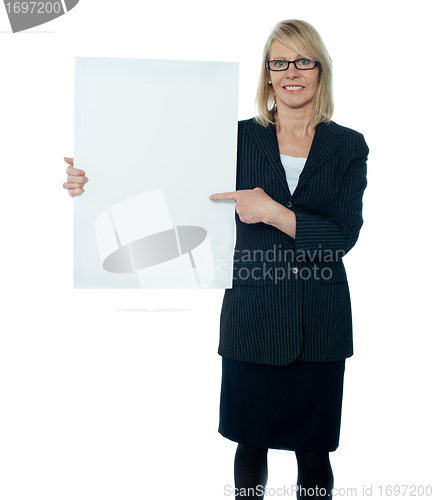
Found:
[64,20,368,499]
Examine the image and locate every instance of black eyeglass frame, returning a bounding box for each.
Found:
[266,59,319,71]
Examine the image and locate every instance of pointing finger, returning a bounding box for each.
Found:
[209,192,238,201]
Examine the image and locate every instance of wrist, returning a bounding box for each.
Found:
[262,200,285,226]
[263,201,296,239]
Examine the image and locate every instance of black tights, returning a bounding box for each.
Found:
[234,443,334,499]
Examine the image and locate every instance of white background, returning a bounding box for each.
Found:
[0,1,433,499]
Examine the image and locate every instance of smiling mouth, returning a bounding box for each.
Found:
[283,86,304,90]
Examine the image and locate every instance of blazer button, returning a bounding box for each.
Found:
[287,201,293,208]
[292,267,299,274]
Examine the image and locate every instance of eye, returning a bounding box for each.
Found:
[275,60,285,68]
[297,58,310,66]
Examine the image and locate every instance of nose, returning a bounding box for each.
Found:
[285,62,299,78]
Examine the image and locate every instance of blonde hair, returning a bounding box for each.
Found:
[255,19,334,127]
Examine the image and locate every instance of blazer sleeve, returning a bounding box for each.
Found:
[292,133,369,258]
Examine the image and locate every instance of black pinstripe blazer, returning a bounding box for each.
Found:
[218,117,369,366]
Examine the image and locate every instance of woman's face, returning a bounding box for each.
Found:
[268,40,320,116]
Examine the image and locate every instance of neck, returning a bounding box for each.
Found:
[274,105,316,137]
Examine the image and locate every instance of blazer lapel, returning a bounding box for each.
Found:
[292,121,342,197]
[248,119,343,199]
[247,120,291,196]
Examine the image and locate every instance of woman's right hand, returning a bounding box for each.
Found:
[63,157,88,197]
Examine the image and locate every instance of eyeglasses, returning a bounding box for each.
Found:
[266,59,318,71]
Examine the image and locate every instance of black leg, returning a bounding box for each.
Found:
[234,443,269,499]
[295,451,334,499]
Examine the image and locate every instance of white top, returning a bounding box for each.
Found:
[280,154,307,195]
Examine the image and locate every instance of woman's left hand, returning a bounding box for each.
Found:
[209,187,277,224]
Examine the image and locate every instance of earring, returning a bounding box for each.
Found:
[268,81,272,84]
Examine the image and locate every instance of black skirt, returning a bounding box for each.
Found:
[218,356,346,452]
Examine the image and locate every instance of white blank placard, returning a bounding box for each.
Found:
[73,57,238,288]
